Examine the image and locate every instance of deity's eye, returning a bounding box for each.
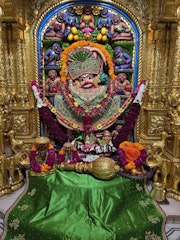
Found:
[79,76,85,82]
[87,74,94,79]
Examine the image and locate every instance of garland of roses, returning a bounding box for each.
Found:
[117,141,147,170]
[29,143,55,172]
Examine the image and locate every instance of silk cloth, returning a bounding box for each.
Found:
[4,170,166,240]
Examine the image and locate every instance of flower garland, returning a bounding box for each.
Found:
[38,106,68,145]
[117,141,147,170]
[57,146,79,164]
[44,95,132,133]
[60,40,116,82]
[112,80,147,148]
[59,40,117,119]
[60,80,115,119]
[112,103,140,148]
[29,143,55,172]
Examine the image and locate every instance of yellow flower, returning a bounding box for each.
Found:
[74,102,78,107]
[104,94,107,98]
[119,108,123,113]
[97,124,102,130]
[96,104,101,108]
[51,108,56,113]
[68,94,72,98]
[73,124,77,129]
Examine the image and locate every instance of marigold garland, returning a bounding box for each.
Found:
[117,141,147,170]
[60,40,116,82]
[29,143,55,173]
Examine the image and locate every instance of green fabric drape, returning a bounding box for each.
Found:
[4,170,166,240]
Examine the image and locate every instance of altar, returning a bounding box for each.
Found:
[1,1,180,239]
[3,170,166,240]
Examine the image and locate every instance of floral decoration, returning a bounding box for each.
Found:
[117,141,147,170]
[60,80,115,119]
[29,142,55,172]
[60,40,116,82]
[38,106,68,145]
[57,146,79,164]
[112,103,140,148]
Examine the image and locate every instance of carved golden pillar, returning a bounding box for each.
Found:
[165,1,180,161]
[139,23,170,144]
[160,1,180,200]
[0,3,6,155]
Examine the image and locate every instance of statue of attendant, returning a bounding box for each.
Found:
[79,5,95,34]
[113,46,132,70]
[97,8,111,39]
[29,137,55,173]
[110,15,133,41]
[57,142,79,164]
[115,73,132,96]
[65,7,79,40]
[44,11,65,39]
[45,70,61,93]
[44,43,62,68]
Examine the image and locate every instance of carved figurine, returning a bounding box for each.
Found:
[79,5,95,34]
[115,73,132,96]
[57,142,79,164]
[146,152,171,188]
[113,46,132,70]
[6,130,24,154]
[65,7,79,41]
[45,70,61,93]
[110,15,133,41]
[44,43,62,68]
[151,131,169,156]
[44,11,65,39]
[97,8,111,41]
[29,137,55,173]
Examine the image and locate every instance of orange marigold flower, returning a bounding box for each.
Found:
[134,142,145,150]
[124,161,135,170]
[31,145,37,151]
[59,148,65,155]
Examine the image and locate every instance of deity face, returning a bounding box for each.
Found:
[102,130,111,144]
[37,143,48,152]
[48,70,57,80]
[101,8,108,18]
[84,5,92,15]
[114,46,122,58]
[67,7,76,16]
[111,15,120,25]
[117,73,127,83]
[52,43,62,54]
[77,73,95,89]
[57,12,64,22]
